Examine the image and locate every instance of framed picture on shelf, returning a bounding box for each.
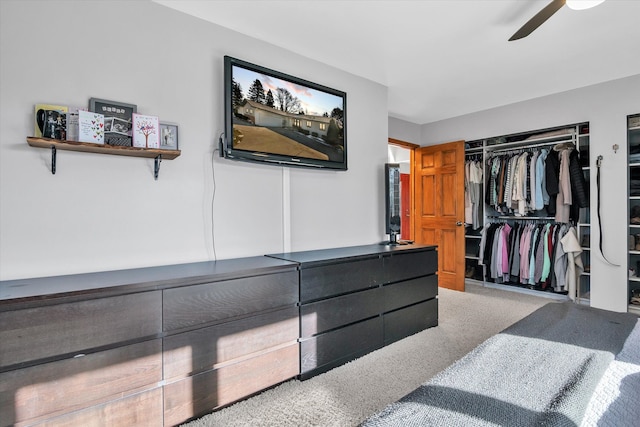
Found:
[34,104,68,139]
[89,98,136,146]
[159,122,179,150]
[78,110,105,144]
[132,113,159,148]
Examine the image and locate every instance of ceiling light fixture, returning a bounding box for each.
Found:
[566,0,606,11]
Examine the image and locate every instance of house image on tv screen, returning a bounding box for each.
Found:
[233,99,344,162]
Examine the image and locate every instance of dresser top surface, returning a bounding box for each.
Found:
[267,243,436,266]
[0,256,298,305]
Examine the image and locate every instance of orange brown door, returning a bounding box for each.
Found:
[414,140,465,291]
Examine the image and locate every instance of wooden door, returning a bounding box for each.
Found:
[414,140,465,291]
[400,173,410,240]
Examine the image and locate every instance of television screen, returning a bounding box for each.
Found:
[223,56,347,170]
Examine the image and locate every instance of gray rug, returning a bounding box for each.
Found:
[361,302,638,427]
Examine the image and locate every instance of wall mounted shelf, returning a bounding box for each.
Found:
[26,137,180,179]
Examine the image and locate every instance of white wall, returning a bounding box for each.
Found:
[389,116,421,145]
[0,0,388,280]
[421,75,640,312]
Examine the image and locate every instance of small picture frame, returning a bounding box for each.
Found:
[89,98,137,146]
[132,113,160,149]
[159,122,179,150]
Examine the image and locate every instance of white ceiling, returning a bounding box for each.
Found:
[153,0,640,125]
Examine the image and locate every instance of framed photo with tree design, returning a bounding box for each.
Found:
[159,122,179,150]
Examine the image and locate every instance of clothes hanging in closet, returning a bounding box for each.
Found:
[545,142,589,223]
[478,222,582,299]
[465,158,483,230]
[484,144,587,220]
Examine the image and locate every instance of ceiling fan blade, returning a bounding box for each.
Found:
[509,0,566,41]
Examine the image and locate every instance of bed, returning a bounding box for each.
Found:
[361,302,640,427]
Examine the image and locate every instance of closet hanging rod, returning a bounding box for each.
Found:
[487,215,555,221]
[486,134,575,152]
[486,138,576,155]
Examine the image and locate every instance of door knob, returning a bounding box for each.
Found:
[456,221,464,226]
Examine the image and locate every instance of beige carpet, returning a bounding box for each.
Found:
[182,283,553,427]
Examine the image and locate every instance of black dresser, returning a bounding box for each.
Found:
[269,244,438,379]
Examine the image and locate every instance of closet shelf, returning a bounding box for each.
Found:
[465,146,483,153]
[485,133,575,150]
[486,139,573,154]
[27,137,181,160]
[487,215,554,221]
[629,276,640,282]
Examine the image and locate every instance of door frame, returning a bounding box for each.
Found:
[388,137,419,242]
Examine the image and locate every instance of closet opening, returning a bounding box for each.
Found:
[464,123,591,303]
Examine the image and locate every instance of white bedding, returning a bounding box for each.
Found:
[581,318,640,427]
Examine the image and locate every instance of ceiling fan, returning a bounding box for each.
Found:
[509,0,605,41]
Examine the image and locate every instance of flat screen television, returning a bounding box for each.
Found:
[222,56,347,170]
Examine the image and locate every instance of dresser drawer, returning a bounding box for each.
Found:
[164,305,299,381]
[163,271,298,332]
[382,274,438,313]
[383,250,437,283]
[300,316,383,377]
[164,343,299,426]
[300,257,382,302]
[25,388,163,427]
[300,287,381,338]
[384,298,438,345]
[0,339,162,426]
[0,291,161,369]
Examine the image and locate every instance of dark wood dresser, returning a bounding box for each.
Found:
[1,244,438,425]
[268,244,438,379]
[0,257,299,426]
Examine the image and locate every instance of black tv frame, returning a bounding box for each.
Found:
[222,56,347,171]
